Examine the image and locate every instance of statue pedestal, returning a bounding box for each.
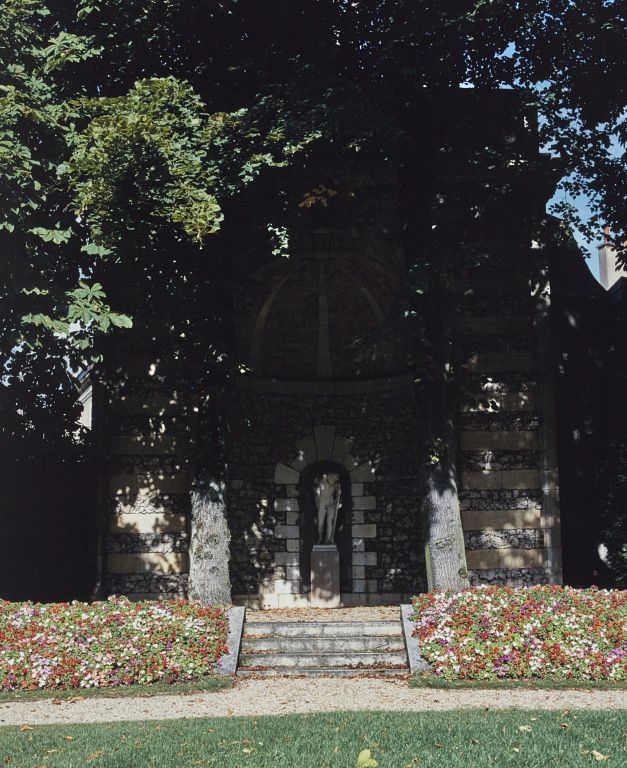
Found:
[310,544,341,607]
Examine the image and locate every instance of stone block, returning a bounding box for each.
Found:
[274,579,301,594]
[294,435,317,465]
[274,552,300,566]
[286,512,300,525]
[461,509,542,530]
[460,431,538,450]
[274,498,300,512]
[277,594,311,608]
[109,513,187,534]
[286,566,301,581]
[352,524,376,539]
[461,469,541,490]
[465,548,544,569]
[351,483,364,496]
[366,580,378,593]
[286,484,299,498]
[353,580,366,593]
[314,425,336,461]
[352,566,366,580]
[274,463,301,485]
[275,525,300,539]
[352,496,376,510]
[343,454,360,471]
[108,552,188,574]
[332,435,355,463]
[352,551,377,566]
[310,545,340,607]
[502,391,536,411]
[350,461,377,482]
[109,474,188,495]
[352,538,365,552]
[286,539,300,552]
[352,510,365,525]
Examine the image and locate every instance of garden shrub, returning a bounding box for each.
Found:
[0,596,228,691]
[412,585,626,681]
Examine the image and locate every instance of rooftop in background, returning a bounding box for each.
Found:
[598,228,627,291]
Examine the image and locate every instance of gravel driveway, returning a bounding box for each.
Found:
[0,678,624,726]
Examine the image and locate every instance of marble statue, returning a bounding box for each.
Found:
[314,472,341,545]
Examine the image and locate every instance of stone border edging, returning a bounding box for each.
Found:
[217,606,246,675]
[400,604,431,674]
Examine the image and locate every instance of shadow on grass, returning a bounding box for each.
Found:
[410,673,627,691]
[0,674,231,703]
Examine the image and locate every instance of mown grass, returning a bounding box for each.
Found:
[0,674,231,703]
[410,673,627,690]
[0,710,623,768]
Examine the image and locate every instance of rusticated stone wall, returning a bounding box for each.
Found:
[227,375,427,607]
[451,260,562,587]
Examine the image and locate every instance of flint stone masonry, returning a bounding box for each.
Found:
[228,384,425,599]
[464,528,544,550]
[460,489,542,511]
[106,533,189,553]
[469,567,550,587]
[105,573,188,596]
[461,450,540,471]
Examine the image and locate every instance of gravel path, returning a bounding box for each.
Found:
[0,679,624,726]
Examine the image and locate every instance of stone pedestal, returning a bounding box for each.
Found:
[310,544,341,607]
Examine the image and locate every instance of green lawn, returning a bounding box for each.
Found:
[1,710,623,767]
[0,675,230,703]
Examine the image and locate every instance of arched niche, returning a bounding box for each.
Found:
[298,460,352,593]
[273,425,379,597]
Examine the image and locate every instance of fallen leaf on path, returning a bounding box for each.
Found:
[560,723,570,730]
[18,726,32,732]
[518,725,532,732]
[591,751,610,762]
[51,699,62,706]
[62,736,74,741]
[87,751,105,762]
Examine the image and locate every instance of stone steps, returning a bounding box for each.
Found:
[237,617,409,677]
[243,635,405,653]
[244,620,401,638]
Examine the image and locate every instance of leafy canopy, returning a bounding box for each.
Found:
[1,0,625,442]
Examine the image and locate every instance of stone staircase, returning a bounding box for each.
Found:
[237,616,409,677]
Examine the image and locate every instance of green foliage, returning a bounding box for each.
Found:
[1,0,624,446]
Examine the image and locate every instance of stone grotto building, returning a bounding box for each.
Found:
[3,91,623,604]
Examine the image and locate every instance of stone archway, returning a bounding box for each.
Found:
[272,425,379,602]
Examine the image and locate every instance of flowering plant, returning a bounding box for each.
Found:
[412,585,626,680]
[0,596,228,691]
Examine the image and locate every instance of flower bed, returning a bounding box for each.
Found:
[412,585,626,681]
[0,596,228,691]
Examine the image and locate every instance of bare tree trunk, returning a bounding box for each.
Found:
[421,282,470,592]
[188,390,232,605]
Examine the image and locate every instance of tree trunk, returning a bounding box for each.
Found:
[187,390,232,605]
[421,281,470,592]
[422,413,470,592]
